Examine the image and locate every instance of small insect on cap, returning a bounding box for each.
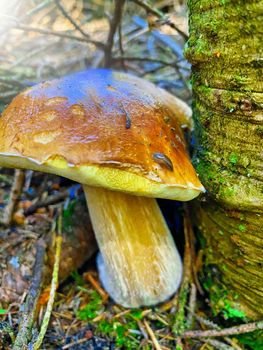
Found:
[0,69,204,201]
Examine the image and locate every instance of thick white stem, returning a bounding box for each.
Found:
[83,186,182,307]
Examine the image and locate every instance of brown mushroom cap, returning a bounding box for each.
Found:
[0,69,204,200]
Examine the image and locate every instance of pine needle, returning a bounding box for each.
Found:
[144,320,162,350]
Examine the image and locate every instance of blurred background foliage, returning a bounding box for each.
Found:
[0,0,190,112]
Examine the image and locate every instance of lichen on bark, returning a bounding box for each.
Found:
[186,0,263,320]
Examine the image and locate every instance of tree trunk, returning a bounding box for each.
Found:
[185,0,263,320]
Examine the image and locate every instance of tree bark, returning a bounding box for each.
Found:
[185,0,263,320]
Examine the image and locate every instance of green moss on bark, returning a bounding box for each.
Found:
[193,200,263,319]
[187,0,263,322]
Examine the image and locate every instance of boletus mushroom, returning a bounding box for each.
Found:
[0,69,204,307]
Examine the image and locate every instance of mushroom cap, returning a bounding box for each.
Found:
[0,69,204,200]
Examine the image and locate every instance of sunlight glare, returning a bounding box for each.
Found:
[0,0,21,31]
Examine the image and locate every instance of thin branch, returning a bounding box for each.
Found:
[1,169,25,226]
[173,209,193,336]
[118,22,124,56]
[202,338,235,350]
[117,18,126,70]
[184,205,204,293]
[13,23,105,50]
[54,0,91,40]
[62,338,88,350]
[32,219,63,350]
[25,0,52,17]
[185,307,243,350]
[131,0,188,41]
[186,283,196,328]
[183,321,263,338]
[186,308,220,330]
[13,239,46,350]
[113,56,189,70]
[104,0,125,67]
[24,191,68,215]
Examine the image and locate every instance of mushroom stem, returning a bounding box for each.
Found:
[83,186,182,307]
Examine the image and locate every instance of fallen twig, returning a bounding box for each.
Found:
[62,338,88,350]
[25,191,68,215]
[202,338,236,350]
[185,308,243,350]
[12,239,46,350]
[1,169,25,226]
[173,208,193,336]
[183,320,263,338]
[32,218,63,350]
[186,308,220,330]
[136,319,148,340]
[83,273,109,303]
[186,283,196,328]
